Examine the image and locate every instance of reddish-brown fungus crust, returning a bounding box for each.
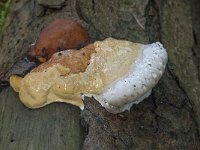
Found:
[27,18,90,62]
[32,44,96,75]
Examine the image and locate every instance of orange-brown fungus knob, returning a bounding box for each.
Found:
[27,18,90,63]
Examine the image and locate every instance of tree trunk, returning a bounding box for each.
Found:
[0,0,199,149]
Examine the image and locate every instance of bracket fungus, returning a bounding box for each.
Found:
[10,38,168,114]
[27,18,89,63]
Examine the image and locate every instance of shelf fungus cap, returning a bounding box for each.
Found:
[27,18,90,63]
[10,38,168,113]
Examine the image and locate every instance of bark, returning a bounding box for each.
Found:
[0,0,199,149]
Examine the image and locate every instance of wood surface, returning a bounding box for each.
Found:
[0,87,82,150]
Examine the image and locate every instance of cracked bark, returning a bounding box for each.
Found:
[0,0,200,149]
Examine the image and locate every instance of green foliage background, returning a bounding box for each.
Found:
[0,0,11,33]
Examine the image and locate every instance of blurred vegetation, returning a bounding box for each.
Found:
[0,0,11,33]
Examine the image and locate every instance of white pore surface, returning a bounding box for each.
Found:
[83,42,168,114]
